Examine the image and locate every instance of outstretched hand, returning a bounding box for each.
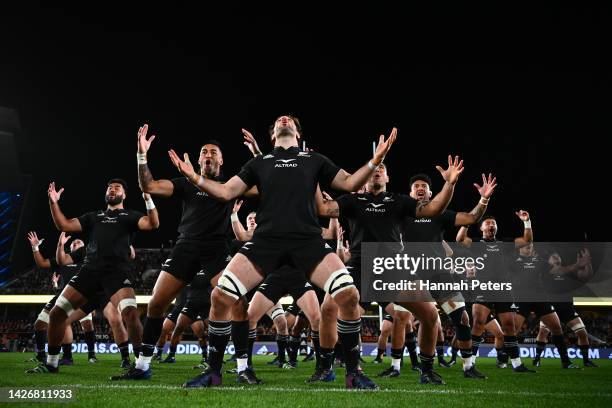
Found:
[474,173,497,198]
[242,129,262,157]
[436,155,464,185]
[137,124,156,154]
[27,231,44,247]
[48,182,64,203]
[168,150,196,180]
[373,127,398,164]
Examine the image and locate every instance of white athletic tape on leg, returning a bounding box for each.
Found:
[117,298,138,313]
[393,304,409,313]
[55,296,74,316]
[441,301,465,315]
[571,321,586,332]
[323,269,354,297]
[37,310,50,324]
[269,307,285,321]
[79,313,93,323]
[217,269,248,299]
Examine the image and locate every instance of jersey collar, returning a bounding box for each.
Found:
[272,146,301,155]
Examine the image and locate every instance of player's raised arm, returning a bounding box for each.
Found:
[137,124,175,197]
[454,173,497,226]
[27,231,51,268]
[137,193,160,230]
[48,182,82,232]
[416,155,464,218]
[168,149,248,202]
[514,210,533,246]
[331,128,397,192]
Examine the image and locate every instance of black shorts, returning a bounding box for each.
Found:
[256,266,314,305]
[68,263,133,300]
[166,303,185,324]
[238,236,333,278]
[552,302,580,323]
[474,300,518,315]
[81,291,111,315]
[383,314,394,323]
[180,299,211,322]
[44,295,60,311]
[163,242,230,284]
[515,302,555,319]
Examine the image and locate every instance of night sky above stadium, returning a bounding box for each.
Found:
[1,4,609,270]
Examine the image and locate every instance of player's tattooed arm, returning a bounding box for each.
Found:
[242,129,263,157]
[27,231,51,268]
[416,155,464,218]
[48,182,83,232]
[315,186,340,218]
[331,128,397,192]
[548,251,591,277]
[137,124,175,197]
[56,232,75,266]
[168,149,248,201]
[455,173,497,226]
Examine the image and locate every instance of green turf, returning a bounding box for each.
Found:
[1,352,611,407]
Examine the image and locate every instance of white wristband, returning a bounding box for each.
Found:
[479,197,490,205]
[523,220,532,229]
[137,153,147,164]
[367,160,377,170]
[145,199,155,210]
[32,245,39,252]
[230,213,239,222]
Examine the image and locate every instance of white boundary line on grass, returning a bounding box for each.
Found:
[59,384,612,398]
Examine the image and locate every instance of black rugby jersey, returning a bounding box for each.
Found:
[237,146,340,239]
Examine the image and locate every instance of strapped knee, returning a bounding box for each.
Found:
[79,313,93,323]
[37,310,50,324]
[570,321,586,333]
[269,307,285,321]
[55,295,74,316]
[117,298,137,314]
[393,303,409,313]
[323,269,354,298]
[441,301,465,316]
[217,269,248,299]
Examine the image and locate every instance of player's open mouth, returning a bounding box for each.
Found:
[205,159,212,166]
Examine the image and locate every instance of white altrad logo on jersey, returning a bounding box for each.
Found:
[366,203,386,213]
[414,218,432,223]
[102,216,118,224]
[196,191,209,197]
[275,158,298,168]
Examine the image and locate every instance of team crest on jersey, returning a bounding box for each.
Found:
[383,196,394,202]
[119,212,129,216]
[324,243,332,249]
[262,154,274,159]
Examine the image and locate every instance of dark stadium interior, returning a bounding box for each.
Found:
[1,3,611,372]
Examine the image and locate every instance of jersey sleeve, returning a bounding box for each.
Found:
[236,157,259,189]
[77,211,96,233]
[317,153,341,186]
[398,194,418,218]
[336,194,355,218]
[129,210,146,231]
[170,178,186,198]
[441,209,457,230]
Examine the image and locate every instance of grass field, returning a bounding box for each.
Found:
[1,353,611,407]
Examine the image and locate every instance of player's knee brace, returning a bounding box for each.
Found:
[217,269,248,299]
[79,313,93,323]
[393,303,409,313]
[37,310,50,324]
[269,307,285,321]
[117,298,137,314]
[55,296,74,316]
[323,269,354,298]
[441,301,465,316]
[570,321,586,333]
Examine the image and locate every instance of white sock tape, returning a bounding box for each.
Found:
[117,298,138,313]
